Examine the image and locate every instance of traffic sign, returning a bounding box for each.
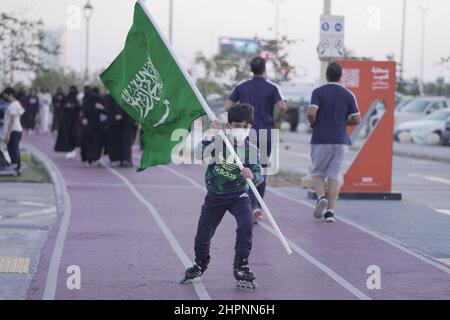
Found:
[319,15,345,59]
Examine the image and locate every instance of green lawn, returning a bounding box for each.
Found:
[0,149,51,183]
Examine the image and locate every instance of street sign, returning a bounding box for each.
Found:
[319,15,345,59]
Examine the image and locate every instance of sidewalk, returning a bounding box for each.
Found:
[0,182,57,299]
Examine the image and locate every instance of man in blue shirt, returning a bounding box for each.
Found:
[225,57,287,223]
[307,62,361,222]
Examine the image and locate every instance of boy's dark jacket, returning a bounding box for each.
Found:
[195,136,263,196]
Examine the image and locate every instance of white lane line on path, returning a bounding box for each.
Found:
[160,165,372,300]
[102,162,211,300]
[27,145,73,301]
[67,182,196,189]
[258,221,370,300]
[268,188,450,276]
[407,173,450,186]
[436,209,450,216]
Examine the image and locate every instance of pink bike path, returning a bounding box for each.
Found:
[25,135,450,300]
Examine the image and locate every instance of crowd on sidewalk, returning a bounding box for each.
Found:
[1,85,141,175]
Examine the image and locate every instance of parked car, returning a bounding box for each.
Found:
[394,96,449,128]
[394,108,450,144]
[0,97,9,126]
[395,93,413,110]
[441,119,450,146]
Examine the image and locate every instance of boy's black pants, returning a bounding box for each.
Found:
[7,131,22,171]
[194,192,253,265]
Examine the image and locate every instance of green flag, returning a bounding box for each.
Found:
[100,2,206,171]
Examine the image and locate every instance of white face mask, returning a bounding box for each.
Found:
[231,128,250,144]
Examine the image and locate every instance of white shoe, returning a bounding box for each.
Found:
[252,208,263,224]
[66,150,76,159]
[313,196,328,219]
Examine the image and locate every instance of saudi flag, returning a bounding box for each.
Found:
[100,1,206,171]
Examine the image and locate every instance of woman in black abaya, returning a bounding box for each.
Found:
[80,87,108,165]
[54,86,81,157]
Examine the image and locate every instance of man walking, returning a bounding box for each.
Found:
[225,57,287,223]
[307,62,361,222]
[2,87,25,175]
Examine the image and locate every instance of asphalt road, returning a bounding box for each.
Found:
[279,131,450,214]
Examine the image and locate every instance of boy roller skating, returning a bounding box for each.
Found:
[180,103,263,290]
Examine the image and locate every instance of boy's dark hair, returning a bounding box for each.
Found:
[2,87,16,98]
[228,103,254,124]
[326,62,342,82]
[250,57,266,75]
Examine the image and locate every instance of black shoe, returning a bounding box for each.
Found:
[324,211,336,223]
[180,257,209,284]
[233,256,257,289]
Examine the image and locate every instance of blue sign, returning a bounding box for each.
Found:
[322,22,330,32]
[335,22,343,32]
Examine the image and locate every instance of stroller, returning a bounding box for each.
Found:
[0,142,16,175]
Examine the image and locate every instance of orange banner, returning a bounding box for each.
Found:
[337,60,396,193]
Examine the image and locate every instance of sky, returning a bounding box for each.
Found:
[2,0,450,84]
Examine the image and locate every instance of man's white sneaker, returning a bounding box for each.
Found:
[313,196,328,219]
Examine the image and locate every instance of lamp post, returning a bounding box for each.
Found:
[269,0,286,41]
[418,6,429,96]
[83,1,94,83]
[400,0,407,81]
[169,0,173,44]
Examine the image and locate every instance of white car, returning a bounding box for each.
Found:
[394,97,449,128]
[394,109,450,144]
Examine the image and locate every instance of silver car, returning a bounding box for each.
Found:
[394,97,449,128]
[394,108,450,144]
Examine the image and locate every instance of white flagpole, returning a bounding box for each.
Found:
[138,0,292,255]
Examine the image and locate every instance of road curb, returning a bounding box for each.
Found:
[283,134,450,164]
[22,143,72,300]
[22,143,68,219]
[392,148,450,164]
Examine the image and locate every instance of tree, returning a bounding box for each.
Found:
[193,52,250,101]
[385,53,409,95]
[262,36,299,82]
[342,47,373,61]
[438,56,450,72]
[193,36,299,101]
[0,12,59,87]
[32,68,82,93]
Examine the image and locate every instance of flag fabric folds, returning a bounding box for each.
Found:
[100,2,206,170]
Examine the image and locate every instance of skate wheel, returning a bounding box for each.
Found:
[235,280,257,290]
